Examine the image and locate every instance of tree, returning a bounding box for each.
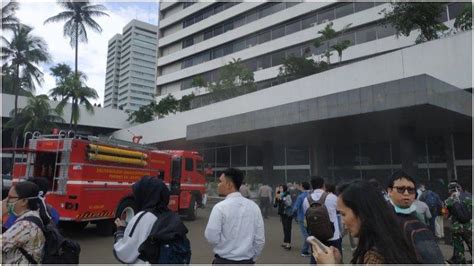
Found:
[330,23,352,63]
[1,64,30,96]
[1,25,51,119]
[127,102,155,123]
[52,73,98,129]
[382,2,448,44]
[191,75,207,88]
[278,56,329,81]
[44,0,108,75]
[4,94,65,137]
[208,58,256,94]
[314,22,336,64]
[178,93,195,112]
[49,63,73,100]
[1,0,20,35]
[155,94,179,118]
[454,3,472,31]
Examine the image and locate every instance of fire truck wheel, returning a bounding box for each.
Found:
[60,221,88,232]
[184,196,197,221]
[116,198,138,222]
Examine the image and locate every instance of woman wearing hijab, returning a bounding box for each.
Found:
[113,176,189,264]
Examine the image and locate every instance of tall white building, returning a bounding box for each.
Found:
[114,2,472,192]
[104,19,158,112]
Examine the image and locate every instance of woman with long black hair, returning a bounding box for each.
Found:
[313,180,418,264]
[2,181,49,264]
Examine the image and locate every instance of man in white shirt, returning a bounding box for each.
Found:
[205,168,265,264]
[302,176,341,264]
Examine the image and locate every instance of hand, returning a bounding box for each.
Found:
[312,245,338,264]
[114,218,126,228]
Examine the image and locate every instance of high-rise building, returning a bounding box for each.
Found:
[114,2,472,191]
[104,19,158,112]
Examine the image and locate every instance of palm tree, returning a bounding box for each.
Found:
[49,63,73,100]
[53,73,98,129]
[1,25,50,119]
[44,0,108,75]
[4,94,65,135]
[1,1,20,35]
[314,22,336,64]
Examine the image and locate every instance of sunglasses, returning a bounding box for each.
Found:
[393,186,416,194]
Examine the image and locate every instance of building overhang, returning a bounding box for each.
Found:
[186,75,472,146]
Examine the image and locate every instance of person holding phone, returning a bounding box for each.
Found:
[312,180,418,264]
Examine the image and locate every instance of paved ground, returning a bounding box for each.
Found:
[66,201,468,264]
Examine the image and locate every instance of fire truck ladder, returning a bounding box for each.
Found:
[22,131,39,181]
[87,135,156,152]
[51,130,74,195]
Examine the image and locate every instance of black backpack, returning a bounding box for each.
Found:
[18,216,81,264]
[305,192,334,241]
[132,211,191,264]
[401,217,444,264]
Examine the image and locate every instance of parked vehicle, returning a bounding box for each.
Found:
[10,131,206,235]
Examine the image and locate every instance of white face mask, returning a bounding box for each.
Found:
[390,198,417,214]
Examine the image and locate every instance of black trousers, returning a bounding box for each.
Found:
[281,214,293,243]
[259,197,271,218]
[212,254,254,264]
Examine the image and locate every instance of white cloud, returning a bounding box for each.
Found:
[15,1,159,105]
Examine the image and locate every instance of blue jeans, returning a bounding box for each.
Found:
[297,219,310,254]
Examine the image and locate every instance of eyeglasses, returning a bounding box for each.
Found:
[6,196,19,203]
[393,186,416,195]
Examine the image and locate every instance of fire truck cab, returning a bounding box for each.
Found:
[10,131,206,234]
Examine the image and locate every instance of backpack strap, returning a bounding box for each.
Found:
[17,216,45,233]
[317,192,329,205]
[128,211,148,238]
[18,247,38,265]
[307,194,315,206]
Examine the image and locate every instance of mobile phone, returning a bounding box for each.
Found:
[306,236,328,253]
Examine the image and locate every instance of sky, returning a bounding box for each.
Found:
[11,0,160,105]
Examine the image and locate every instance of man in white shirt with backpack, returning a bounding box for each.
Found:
[303,176,341,264]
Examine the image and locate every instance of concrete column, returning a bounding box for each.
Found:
[444,133,457,181]
[309,143,329,177]
[399,127,417,177]
[262,141,273,185]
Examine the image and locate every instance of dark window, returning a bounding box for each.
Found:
[214,25,223,36]
[204,30,213,40]
[194,13,203,23]
[339,32,355,46]
[318,8,335,24]
[183,38,193,48]
[246,35,257,48]
[448,2,465,20]
[271,50,286,66]
[181,78,193,90]
[285,20,301,35]
[272,25,285,39]
[356,26,376,44]
[246,10,258,23]
[183,58,193,68]
[202,8,213,20]
[223,44,233,55]
[245,59,258,72]
[335,3,354,18]
[212,47,223,59]
[258,30,271,44]
[286,46,302,58]
[302,13,318,29]
[234,16,245,28]
[172,157,182,178]
[354,2,374,12]
[234,39,246,52]
[223,22,234,32]
[214,3,224,14]
[259,5,273,18]
[185,158,194,171]
[376,24,396,39]
[258,54,271,69]
[273,2,286,13]
[286,2,299,8]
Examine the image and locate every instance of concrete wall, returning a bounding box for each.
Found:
[1,93,131,129]
[112,32,472,144]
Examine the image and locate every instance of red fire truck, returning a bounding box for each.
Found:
[10,131,207,234]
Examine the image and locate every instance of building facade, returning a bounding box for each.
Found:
[104,20,158,112]
[113,1,472,196]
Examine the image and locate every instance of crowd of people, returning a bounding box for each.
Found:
[2,169,472,265]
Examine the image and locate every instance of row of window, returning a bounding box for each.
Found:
[131,70,155,79]
[179,21,397,91]
[130,63,155,73]
[182,2,240,28]
[182,2,300,49]
[180,1,381,70]
[131,77,155,85]
[131,90,155,97]
[132,58,156,68]
[182,1,196,9]
[135,32,157,41]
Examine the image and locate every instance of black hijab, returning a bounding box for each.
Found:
[132,176,170,212]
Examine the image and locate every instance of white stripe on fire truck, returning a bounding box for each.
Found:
[67,180,205,188]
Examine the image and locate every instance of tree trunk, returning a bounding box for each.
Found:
[10,64,20,170]
[75,23,78,75]
[69,101,74,129]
